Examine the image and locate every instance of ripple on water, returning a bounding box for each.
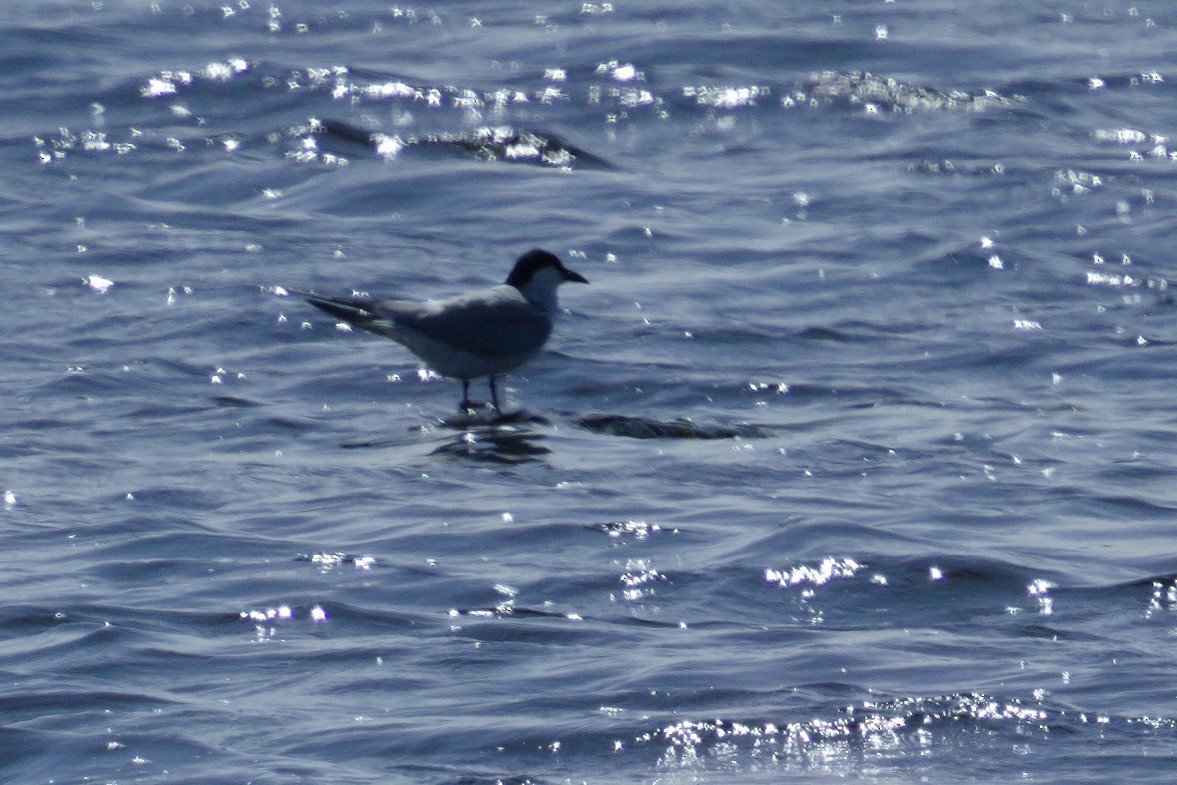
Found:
[640,692,1177,780]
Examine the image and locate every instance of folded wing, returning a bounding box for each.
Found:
[303,285,553,359]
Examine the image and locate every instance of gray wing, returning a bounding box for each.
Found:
[371,286,553,358]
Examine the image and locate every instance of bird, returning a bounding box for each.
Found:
[295,248,588,412]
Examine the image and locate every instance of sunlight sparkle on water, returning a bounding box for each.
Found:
[311,553,375,571]
[610,63,638,82]
[86,274,114,293]
[1093,128,1148,145]
[203,58,248,81]
[765,557,861,588]
[1028,579,1054,615]
[685,85,769,109]
[599,520,663,540]
[619,558,664,601]
[647,693,1066,773]
[241,605,293,623]
[505,141,541,160]
[143,77,177,97]
[363,81,416,99]
[1145,579,1177,618]
[373,133,403,159]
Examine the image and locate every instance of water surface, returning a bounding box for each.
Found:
[4,2,1177,783]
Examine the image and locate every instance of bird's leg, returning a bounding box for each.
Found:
[488,376,500,411]
[459,378,472,412]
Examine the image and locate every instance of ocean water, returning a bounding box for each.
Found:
[4,1,1177,783]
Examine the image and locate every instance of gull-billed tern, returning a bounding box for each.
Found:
[296,249,588,412]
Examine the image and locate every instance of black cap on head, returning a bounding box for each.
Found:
[506,248,589,287]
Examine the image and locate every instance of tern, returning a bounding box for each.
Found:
[296,249,588,412]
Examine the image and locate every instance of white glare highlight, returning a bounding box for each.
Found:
[1028,579,1054,615]
[612,64,637,82]
[86,274,114,293]
[765,557,862,587]
[143,77,177,97]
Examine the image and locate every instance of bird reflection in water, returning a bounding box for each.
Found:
[338,408,550,462]
[430,409,551,463]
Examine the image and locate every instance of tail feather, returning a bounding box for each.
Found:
[289,289,379,329]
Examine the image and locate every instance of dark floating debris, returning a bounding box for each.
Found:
[319,118,616,170]
[319,118,377,146]
[211,395,261,408]
[577,413,769,440]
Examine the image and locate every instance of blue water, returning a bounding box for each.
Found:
[4,1,1177,782]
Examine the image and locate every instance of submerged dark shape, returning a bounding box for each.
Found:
[319,118,616,170]
[577,413,769,440]
[318,118,374,146]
